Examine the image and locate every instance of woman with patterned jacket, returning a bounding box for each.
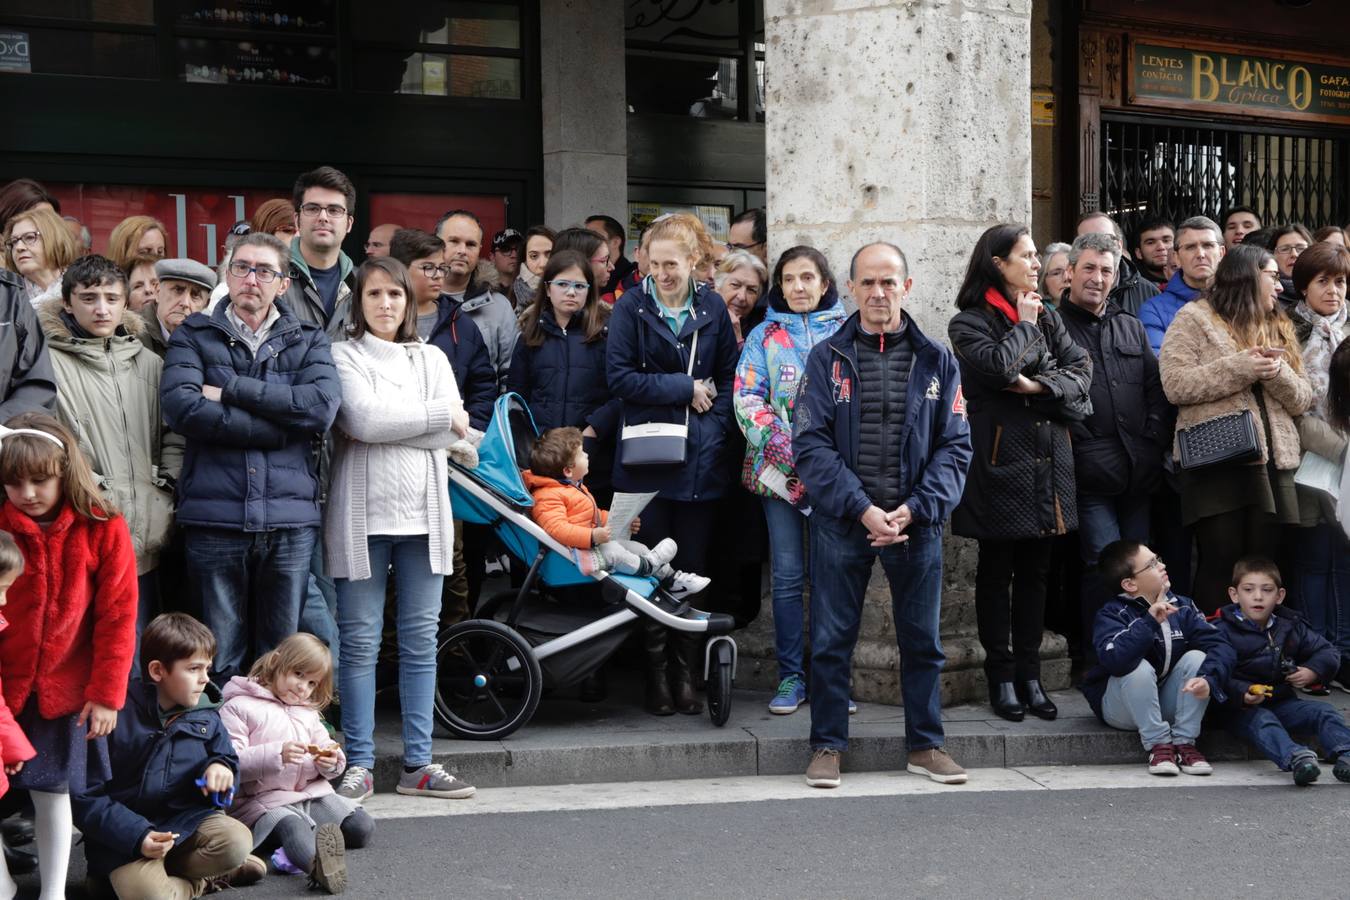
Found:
[733,245,846,715]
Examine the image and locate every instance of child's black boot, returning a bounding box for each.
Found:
[1291,749,1321,786]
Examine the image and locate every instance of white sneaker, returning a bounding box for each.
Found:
[665,571,711,599]
[645,538,678,569]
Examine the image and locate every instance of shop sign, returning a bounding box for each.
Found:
[627,203,731,256]
[1131,41,1350,125]
[0,31,30,74]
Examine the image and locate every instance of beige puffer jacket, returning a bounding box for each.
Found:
[38,299,183,574]
[1158,299,1312,470]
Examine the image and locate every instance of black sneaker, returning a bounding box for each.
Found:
[1300,683,1332,697]
[1334,753,1350,783]
[1291,750,1321,786]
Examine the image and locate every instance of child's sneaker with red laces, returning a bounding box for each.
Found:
[1147,743,1179,775]
[1174,743,1212,775]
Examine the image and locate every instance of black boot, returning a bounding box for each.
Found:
[3,837,37,876]
[1016,679,1058,720]
[644,622,675,716]
[1,816,33,847]
[669,635,703,715]
[989,681,1025,722]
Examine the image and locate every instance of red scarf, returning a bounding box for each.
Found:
[984,286,1018,323]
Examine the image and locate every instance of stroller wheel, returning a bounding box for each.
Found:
[706,639,734,727]
[434,619,542,740]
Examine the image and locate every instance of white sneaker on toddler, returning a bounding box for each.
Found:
[665,570,711,599]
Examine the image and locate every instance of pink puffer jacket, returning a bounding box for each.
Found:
[219,676,347,826]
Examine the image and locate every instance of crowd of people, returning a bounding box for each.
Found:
[0,168,1349,895]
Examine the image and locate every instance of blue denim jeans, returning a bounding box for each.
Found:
[808,514,945,753]
[1219,696,1350,769]
[337,536,443,769]
[1292,523,1350,669]
[1078,492,1151,660]
[301,538,341,688]
[762,497,808,683]
[1101,649,1208,749]
[185,526,316,679]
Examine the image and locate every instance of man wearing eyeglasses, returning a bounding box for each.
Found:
[728,208,768,266]
[363,223,400,260]
[161,231,342,680]
[278,166,358,342]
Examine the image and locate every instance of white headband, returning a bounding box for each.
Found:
[0,426,64,450]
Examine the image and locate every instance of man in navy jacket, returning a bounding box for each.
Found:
[161,233,341,679]
[793,242,972,789]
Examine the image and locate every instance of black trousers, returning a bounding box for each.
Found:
[976,537,1054,682]
[1192,507,1278,615]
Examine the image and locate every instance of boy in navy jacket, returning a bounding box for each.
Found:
[74,613,264,898]
[1081,540,1233,777]
[1213,557,1350,786]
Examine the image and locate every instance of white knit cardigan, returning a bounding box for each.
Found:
[324,333,463,581]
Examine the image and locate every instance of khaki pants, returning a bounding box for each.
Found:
[109,813,252,900]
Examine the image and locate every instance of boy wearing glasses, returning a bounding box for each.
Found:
[1213,557,1350,786]
[1081,540,1234,776]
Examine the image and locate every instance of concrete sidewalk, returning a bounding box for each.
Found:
[366,678,1350,791]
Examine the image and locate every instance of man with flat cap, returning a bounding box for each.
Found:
[140,257,216,358]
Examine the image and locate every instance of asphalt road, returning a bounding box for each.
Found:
[21,767,1350,898]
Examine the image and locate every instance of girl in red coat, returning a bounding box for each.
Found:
[0,413,137,900]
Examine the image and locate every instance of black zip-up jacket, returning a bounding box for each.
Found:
[1058,298,1169,496]
[0,268,57,418]
[1108,256,1161,318]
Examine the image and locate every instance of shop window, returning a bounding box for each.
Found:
[625,0,763,121]
[0,27,157,79]
[169,0,336,34]
[176,38,337,88]
[353,51,519,99]
[352,0,523,99]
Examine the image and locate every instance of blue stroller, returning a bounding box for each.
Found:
[433,394,739,739]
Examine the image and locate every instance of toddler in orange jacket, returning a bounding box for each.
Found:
[524,428,708,596]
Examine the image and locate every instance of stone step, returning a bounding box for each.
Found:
[363,682,1350,792]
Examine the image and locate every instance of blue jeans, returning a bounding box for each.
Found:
[337,536,443,769]
[1219,696,1350,769]
[1101,650,1209,749]
[808,514,945,752]
[301,538,341,688]
[1078,492,1151,659]
[1292,523,1350,669]
[762,497,808,683]
[185,526,316,679]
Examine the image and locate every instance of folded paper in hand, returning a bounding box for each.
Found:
[609,491,657,542]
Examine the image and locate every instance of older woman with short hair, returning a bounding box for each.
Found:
[714,250,768,346]
[1038,242,1072,308]
[4,205,79,307]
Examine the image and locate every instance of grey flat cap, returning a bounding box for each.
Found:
[154,258,217,291]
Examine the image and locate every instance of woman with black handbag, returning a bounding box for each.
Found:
[606,213,740,715]
[949,224,1093,722]
[1159,244,1312,614]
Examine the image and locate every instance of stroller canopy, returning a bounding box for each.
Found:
[467,393,540,507]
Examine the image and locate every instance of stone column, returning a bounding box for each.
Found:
[738,0,1069,704]
[540,0,628,227]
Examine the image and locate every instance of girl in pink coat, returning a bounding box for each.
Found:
[220,634,375,893]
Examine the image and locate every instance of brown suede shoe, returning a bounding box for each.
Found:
[805,749,842,788]
[204,853,266,893]
[906,748,968,784]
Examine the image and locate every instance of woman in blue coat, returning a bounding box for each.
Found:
[606,213,739,716]
[508,250,618,503]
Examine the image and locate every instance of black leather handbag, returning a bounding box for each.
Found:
[1176,410,1261,470]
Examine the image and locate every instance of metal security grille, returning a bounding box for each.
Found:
[1101,114,1350,238]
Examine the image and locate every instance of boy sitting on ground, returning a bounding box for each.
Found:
[1213,556,1350,786]
[523,427,709,597]
[1081,540,1234,777]
[74,613,265,899]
